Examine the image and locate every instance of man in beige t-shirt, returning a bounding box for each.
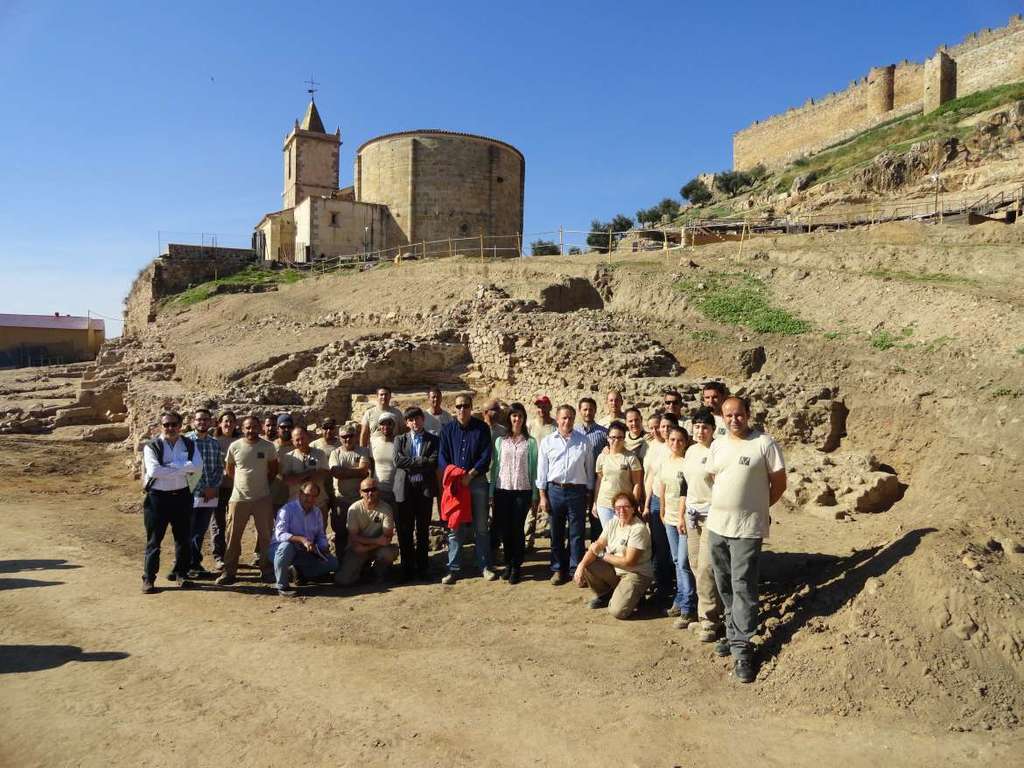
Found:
[217,416,279,585]
[706,396,786,684]
[597,389,626,428]
[359,386,406,447]
[281,426,331,515]
[336,479,398,585]
[327,423,371,554]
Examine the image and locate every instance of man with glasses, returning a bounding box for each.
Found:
[662,389,684,419]
[272,481,339,597]
[328,422,371,555]
[438,394,496,584]
[184,408,224,579]
[536,404,595,585]
[336,479,398,586]
[141,411,201,593]
[216,416,279,586]
[360,386,405,447]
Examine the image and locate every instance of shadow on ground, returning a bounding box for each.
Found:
[0,645,129,674]
[0,559,81,574]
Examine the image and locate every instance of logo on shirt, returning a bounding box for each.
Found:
[700,457,707,464]
[739,456,751,466]
[257,452,265,459]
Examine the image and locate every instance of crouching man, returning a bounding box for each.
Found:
[335,479,398,586]
[272,481,339,597]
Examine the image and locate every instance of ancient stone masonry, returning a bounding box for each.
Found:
[124,245,256,336]
[734,15,1024,169]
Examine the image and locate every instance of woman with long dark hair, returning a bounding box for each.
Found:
[489,402,538,584]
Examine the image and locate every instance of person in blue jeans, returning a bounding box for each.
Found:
[271,482,339,597]
[655,424,697,620]
[536,404,596,584]
[438,393,496,584]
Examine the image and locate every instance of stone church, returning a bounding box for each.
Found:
[254,99,525,263]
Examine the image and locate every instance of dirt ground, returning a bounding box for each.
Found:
[0,430,1020,768]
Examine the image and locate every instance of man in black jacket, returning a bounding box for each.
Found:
[394,407,440,582]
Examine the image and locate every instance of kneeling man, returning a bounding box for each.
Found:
[336,479,398,586]
[273,481,339,597]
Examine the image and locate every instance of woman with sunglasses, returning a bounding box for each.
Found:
[592,421,643,529]
[573,491,653,619]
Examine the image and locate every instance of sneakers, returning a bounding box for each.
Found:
[734,657,757,684]
[141,579,156,594]
[673,613,698,630]
[665,605,681,618]
[441,573,456,585]
[698,626,721,643]
[277,587,298,598]
[714,638,731,657]
[482,568,498,582]
[212,559,225,572]
[550,572,568,586]
[588,593,611,610]
[215,573,236,586]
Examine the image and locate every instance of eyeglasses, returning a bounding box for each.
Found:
[613,504,634,511]
[340,433,355,439]
[360,488,379,495]
[454,403,471,410]
[161,422,180,428]
[663,400,680,407]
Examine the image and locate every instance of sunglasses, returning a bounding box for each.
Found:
[161,422,180,428]
[360,488,379,495]
[454,403,471,410]
[340,433,355,439]
[663,400,680,406]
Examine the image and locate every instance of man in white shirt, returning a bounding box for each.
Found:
[359,386,405,447]
[142,411,201,593]
[598,389,626,428]
[536,404,595,585]
[706,396,787,684]
[422,386,453,436]
[701,381,730,440]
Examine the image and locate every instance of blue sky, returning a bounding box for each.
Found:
[1,0,1019,336]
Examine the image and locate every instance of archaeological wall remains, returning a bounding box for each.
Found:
[733,16,1024,170]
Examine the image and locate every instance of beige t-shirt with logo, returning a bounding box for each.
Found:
[329,446,370,501]
[706,430,785,539]
[361,405,407,438]
[658,453,687,526]
[226,438,276,502]
[370,436,397,494]
[681,442,714,513]
[595,451,641,508]
[643,440,667,495]
[601,516,654,578]
[713,414,728,442]
[346,499,395,540]
[281,446,330,503]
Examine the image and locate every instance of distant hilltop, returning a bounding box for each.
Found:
[733,15,1024,170]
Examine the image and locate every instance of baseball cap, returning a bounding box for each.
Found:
[276,413,294,426]
[377,412,396,425]
[534,395,552,407]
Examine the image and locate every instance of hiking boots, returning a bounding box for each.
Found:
[714,638,731,657]
[734,657,757,684]
[588,593,611,610]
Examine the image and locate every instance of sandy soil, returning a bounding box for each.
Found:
[0,431,1020,768]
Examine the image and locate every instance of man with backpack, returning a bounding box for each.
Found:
[141,411,201,594]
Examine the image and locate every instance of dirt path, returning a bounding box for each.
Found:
[0,439,1019,767]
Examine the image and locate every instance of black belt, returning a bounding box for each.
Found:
[549,482,586,489]
[150,487,191,495]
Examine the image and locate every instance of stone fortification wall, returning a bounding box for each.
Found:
[734,16,1024,169]
[123,245,256,337]
[355,131,525,247]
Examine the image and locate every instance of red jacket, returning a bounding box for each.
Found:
[440,465,473,530]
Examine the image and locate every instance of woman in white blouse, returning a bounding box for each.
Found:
[489,402,538,584]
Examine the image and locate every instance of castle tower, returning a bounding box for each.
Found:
[867,65,895,117]
[282,99,341,209]
[924,50,957,113]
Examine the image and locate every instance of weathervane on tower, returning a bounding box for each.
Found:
[305,76,319,101]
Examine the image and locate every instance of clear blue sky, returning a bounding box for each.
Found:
[1,0,1019,336]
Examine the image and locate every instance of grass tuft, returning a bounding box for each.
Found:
[166,266,305,307]
[675,274,810,335]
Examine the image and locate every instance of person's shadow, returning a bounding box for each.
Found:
[0,645,129,674]
[0,559,81,574]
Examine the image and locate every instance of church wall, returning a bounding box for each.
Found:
[303,198,394,261]
[283,131,340,209]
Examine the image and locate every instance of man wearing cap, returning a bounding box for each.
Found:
[336,478,398,586]
[328,422,371,556]
[706,396,787,683]
[370,412,399,505]
[359,386,405,447]
[438,393,496,583]
[394,406,440,581]
[598,390,626,428]
[422,386,452,436]
[525,395,556,550]
[272,481,339,597]
[536,404,595,585]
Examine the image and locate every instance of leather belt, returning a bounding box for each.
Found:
[549,482,585,489]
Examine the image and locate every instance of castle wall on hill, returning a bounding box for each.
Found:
[124,245,256,337]
[733,16,1024,170]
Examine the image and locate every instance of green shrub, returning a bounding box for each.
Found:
[681,178,712,205]
[530,239,561,256]
[675,274,810,335]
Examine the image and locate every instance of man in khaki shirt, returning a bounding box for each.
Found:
[336,479,398,586]
[359,386,406,447]
[281,426,331,524]
[328,422,371,554]
[217,416,279,585]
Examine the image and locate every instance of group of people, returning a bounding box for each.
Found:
[141,382,786,682]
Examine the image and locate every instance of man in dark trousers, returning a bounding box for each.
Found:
[141,411,201,593]
[394,407,440,582]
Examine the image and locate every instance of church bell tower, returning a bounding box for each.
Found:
[282,96,341,209]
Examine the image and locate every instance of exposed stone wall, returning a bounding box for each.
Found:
[295,197,394,262]
[123,245,256,337]
[733,16,1024,169]
[283,128,340,209]
[355,131,525,246]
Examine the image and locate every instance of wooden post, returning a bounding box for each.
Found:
[516,232,522,258]
[607,226,613,254]
[480,232,484,263]
[558,225,564,256]
[448,237,453,259]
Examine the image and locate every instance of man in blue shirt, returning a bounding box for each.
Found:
[272,481,339,597]
[185,408,224,579]
[438,393,495,584]
[536,404,595,585]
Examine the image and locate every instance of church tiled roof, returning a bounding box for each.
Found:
[300,99,326,133]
